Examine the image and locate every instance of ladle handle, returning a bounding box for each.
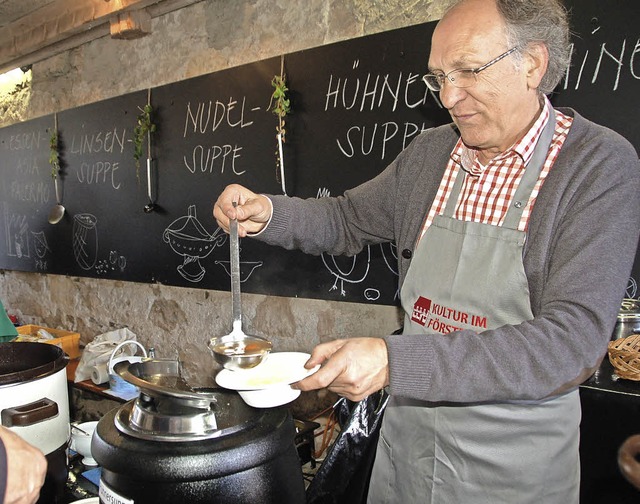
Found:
[230,202,242,331]
[71,423,92,436]
[146,158,154,203]
[54,176,62,205]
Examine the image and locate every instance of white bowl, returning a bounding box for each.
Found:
[70,421,99,466]
[215,352,319,408]
[238,385,301,408]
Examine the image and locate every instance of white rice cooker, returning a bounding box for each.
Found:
[0,342,70,503]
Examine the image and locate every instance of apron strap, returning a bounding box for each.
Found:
[442,166,466,218]
[502,109,556,228]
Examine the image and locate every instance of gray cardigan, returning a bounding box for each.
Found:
[259,108,640,403]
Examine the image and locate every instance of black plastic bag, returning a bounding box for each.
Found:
[306,388,389,504]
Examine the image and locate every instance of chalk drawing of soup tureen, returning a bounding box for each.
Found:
[163,205,227,282]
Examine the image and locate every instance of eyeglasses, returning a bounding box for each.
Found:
[422,47,518,92]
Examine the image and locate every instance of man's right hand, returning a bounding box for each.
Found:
[0,426,47,504]
[213,184,273,237]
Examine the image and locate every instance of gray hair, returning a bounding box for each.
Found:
[497,0,570,94]
[444,0,571,95]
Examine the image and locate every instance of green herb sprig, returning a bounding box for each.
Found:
[133,103,156,178]
[269,75,290,141]
[49,129,60,179]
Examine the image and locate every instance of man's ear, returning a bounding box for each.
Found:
[525,42,549,90]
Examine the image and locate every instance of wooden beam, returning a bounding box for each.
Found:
[0,0,203,75]
[0,0,154,62]
[0,24,110,76]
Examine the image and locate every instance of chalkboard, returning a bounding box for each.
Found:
[0,115,51,270]
[277,22,446,303]
[128,59,284,291]
[0,0,638,305]
[54,91,147,278]
[552,0,640,298]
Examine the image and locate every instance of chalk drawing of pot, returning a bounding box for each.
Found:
[73,213,98,270]
[163,205,227,282]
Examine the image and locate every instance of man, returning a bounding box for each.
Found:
[214,0,640,501]
[0,426,47,504]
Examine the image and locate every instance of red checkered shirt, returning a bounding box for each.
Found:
[419,97,573,241]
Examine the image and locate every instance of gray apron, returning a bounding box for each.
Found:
[367,112,581,504]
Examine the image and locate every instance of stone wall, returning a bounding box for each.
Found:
[0,0,449,417]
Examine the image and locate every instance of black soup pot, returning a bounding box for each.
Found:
[92,390,306,504]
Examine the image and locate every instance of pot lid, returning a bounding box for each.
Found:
[115,395,220,442]
[113,387,271,442]
[114,358,216,409]
[114,359,227,441]
[0,342,68,386]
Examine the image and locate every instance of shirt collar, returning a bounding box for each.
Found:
[451,96,553,175]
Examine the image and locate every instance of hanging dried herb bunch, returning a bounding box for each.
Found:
[49,127,60,179]
[269,74,291,141]
[133,102,156,179]
[268,56,291,194]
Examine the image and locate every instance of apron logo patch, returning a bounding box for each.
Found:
[411,296,432,325]
[411,296,487,333]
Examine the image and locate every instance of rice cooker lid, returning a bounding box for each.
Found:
[0,342,67,386]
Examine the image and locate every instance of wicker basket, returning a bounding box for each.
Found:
[608,334,640,380]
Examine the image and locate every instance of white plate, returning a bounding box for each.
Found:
[215,352,318,391]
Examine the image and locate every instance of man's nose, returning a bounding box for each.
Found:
[439,80,467,110]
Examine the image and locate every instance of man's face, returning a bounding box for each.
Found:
[428,0,543,162]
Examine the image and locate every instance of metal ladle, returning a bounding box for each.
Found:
[143,90,156,213]
[209,202,272,370]
[144,158,156,213]
[48,176,65,224]
[71,423,92,436]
